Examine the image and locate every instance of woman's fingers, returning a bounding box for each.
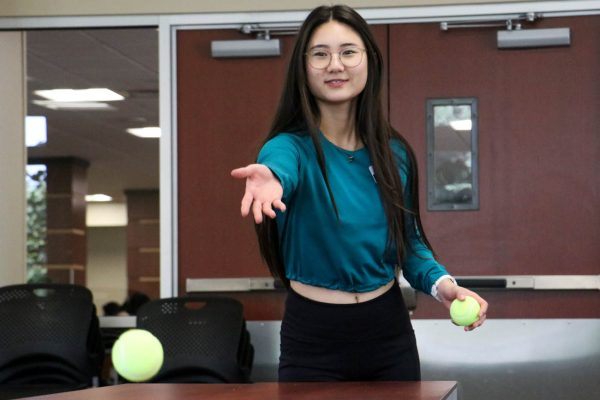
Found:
[478,295,489,315]
[240,192,253,217]
[230,166,249,179]
[252,200,264,224]
[262,202,276,219]
[245,197,283,223]
[465,314,487,331]
[272,199,287,213]
[469,294,488,331]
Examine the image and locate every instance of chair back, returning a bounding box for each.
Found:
[136,296,253,383]
[0,283,104,386]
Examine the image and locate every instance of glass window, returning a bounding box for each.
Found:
[426,98,479,211]
[26,164,48,282]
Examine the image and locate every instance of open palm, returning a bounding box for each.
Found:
[231,164,286,224]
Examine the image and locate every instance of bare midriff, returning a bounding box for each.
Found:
[290,279,395,304]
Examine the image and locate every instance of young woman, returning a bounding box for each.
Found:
[231,4,488,382]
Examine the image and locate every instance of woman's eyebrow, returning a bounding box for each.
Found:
[308,42,359,50]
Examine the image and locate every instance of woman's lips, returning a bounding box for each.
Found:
[325,79,348,88]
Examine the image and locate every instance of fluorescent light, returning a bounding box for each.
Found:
[85,194,113,202]
[127,126,161,138]
[25,116,47,147]
[33,88,123,110]
[86,203,127,227]
[35,88,124,102]
[33,100,114,110]
[449,119,472,131]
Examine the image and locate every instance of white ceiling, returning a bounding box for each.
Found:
[26,28,159,203]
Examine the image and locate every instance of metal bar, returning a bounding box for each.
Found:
[186,275,600,293]
[186,277,278,292]
[440,21,507,30]
[456,275,600,290]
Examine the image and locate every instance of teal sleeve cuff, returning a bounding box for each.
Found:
[257,136,301,199]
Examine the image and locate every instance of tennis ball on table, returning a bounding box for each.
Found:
[111,329,164,382]
[450,296,481,326]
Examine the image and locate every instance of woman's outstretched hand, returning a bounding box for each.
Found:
[231,164,286,224]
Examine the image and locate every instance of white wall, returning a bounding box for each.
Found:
[0,32,26,286]
[86,226,128,314]
[0,0,525,17]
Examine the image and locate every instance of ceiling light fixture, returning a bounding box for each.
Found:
[85,194,113,202]
[33,100,114,110]
[127,126,161,138]
[34,88,124,102]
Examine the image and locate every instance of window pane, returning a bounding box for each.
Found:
[26,164,48,282]
[427,99,479,211]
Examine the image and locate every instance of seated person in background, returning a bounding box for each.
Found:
[102,301,122,316]
[120,292,150,315]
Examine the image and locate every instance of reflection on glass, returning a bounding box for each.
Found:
[26,164,48,282]
[427,99,478,211]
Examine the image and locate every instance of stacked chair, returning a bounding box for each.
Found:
[136,296,253,383]
[0,284,104,399]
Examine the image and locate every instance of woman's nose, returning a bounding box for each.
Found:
[326,53,345,71]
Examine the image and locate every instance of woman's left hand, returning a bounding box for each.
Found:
[437,278,488,331]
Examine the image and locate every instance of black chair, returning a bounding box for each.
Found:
[135,296,253,383]
[0,284,104,398]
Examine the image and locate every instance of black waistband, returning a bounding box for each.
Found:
[283,281,413,341]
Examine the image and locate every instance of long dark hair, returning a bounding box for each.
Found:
[256,4,435,286]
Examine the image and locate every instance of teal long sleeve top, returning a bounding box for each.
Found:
[257,132,450,294]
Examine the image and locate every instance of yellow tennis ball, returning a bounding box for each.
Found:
[111,329,164,382]
[450,296,481,326]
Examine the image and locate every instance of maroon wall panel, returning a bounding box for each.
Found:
[178,19,598,320]
[177,29,293,287]
[389,16,600,317]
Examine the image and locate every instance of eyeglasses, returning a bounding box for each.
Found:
[305,47,366,70]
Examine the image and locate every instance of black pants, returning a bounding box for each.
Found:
[279,282,421,382]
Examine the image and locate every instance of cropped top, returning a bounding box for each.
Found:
[257,132,449,294]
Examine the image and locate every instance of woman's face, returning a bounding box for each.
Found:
[305,20,368,107]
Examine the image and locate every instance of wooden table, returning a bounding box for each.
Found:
[20,381,458,400]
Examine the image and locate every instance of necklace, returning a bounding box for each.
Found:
[321,131,361,162]
[333,146,357,162]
